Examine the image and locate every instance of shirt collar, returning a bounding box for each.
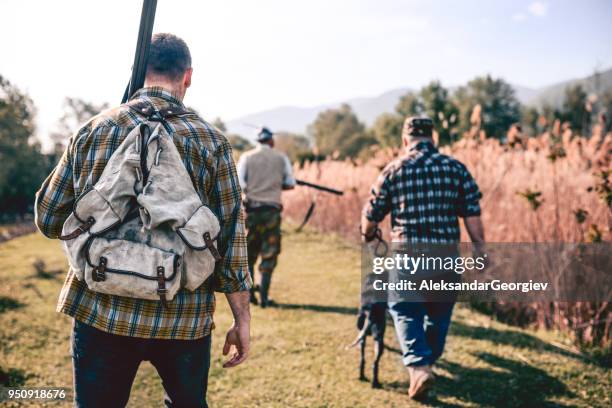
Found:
[408,139,437,153]
[257,143,271,149]
[130,86,184,107]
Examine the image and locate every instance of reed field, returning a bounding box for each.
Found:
[283,127,612,350]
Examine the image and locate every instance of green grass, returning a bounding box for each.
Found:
[0,230,610,407]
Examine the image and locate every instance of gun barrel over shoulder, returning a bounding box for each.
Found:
[295,179,344,195]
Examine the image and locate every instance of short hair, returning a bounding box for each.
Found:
[146,33,192,81]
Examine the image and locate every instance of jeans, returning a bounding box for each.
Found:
[71,320,211,408]
[388,302,455,366]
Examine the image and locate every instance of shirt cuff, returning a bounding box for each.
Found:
[214,269,253,293]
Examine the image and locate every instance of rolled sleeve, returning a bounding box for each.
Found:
[210,141,253,293]
[456,165,482,217]
[363,168,393,223]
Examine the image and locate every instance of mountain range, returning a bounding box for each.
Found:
[226,67,612,138]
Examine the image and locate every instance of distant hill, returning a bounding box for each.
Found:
[227,68,612,138]
[227,87,411,138]
[526,67,612,108]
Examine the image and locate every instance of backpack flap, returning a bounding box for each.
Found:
[84,236,181,304]
[137,124,202,230]
[177,205,222,291]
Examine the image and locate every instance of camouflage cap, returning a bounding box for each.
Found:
[403,117,434,138]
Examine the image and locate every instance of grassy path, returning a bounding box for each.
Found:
[0,230,609,407]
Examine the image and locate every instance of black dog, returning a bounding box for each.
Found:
[347,302,388,388]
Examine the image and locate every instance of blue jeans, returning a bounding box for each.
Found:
[388,302,455,366]
[71,320,211,408]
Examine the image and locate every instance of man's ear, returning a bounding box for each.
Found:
[183,68,193,89]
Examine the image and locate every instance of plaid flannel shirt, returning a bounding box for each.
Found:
[363,140,482,243]
[35,87,252,339]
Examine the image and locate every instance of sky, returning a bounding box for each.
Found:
[1,0,611,150]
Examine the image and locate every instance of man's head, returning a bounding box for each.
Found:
[402,116,434,148]
[257,127,274,147]
[144,33,193,100]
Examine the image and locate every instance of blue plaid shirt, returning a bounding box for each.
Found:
[363,140,482,243]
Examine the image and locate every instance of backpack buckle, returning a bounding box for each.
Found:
[92,256,107,282]
[156,266,168,308]
[203,232,222,262]
[59,216,96,241]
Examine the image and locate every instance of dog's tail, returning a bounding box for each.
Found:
[345,325,369,349]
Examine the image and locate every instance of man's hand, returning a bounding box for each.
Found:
[223,290,251,368]
[361,215,378,243]
[222,320,250,368]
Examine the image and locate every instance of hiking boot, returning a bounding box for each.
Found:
[259,271,272,308]
[249,287,259,305]
[408,365,434,400]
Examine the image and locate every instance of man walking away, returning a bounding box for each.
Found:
[237,127,296,307]
[361,117,485,399]
[35,33,251,408]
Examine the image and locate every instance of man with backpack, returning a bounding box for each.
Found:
[35,33,251,408]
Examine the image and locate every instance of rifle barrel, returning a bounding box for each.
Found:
[122,0,158,103]
[296,179,344,195]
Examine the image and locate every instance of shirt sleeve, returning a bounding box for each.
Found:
[362,166,394,223]
[210,140,253,293]
[282,154,296,188]
[456,164,482,217]
[236,153,247,191]
[34,137,77,239]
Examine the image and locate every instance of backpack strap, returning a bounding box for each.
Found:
[128,100,192,121]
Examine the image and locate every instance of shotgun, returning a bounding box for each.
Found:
[296,179,343,196]
[121,0,158,103]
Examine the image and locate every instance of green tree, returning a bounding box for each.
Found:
[395,92,424,117]
[560,84,589,134]
[601,89,612,133]
[371,113,403,148]
[307,104,370,158]
[521,105,541,136]
[454,75,521,139]
[50,97,109,153]
[0,75,49,218]
[419,81,459,144]
[273,132,311,162]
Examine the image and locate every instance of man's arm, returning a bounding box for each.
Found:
[223,290,251,368]
[361,215,379,242]
[281,154,296,190]
[464,216,484,243]
[35,136,77,238]
[209,140,252,367]
[457,164,485,258]
[361,166,393,241]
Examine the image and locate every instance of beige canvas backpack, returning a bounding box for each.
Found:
[59,103,221,307]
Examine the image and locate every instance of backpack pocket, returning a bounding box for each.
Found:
[84,236,181,304]
[176,205,221,291]
[60,188,123,280]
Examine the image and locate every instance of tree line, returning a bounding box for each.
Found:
[307,75,612,159]
[1,73,610,219]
